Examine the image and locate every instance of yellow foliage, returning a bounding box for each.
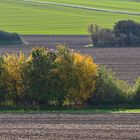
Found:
[74,52,98,75]
[0,46,98,106]
[3,52,26,80]
[69,52,98,104]
[3,52,26,97]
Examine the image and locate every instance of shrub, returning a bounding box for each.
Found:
[3,52,27,105]
[49,46,98,106]
[0,57,7,104]
[0,31,24,45]
[20,46,98,107]
[51,46,76,106]
[89,66,131,105]
[22,47,57,106]
[114,20,140,46]
[134,77,140,103]
[67,48,98,105]
[88,24,117,47]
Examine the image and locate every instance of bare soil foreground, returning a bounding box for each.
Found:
[0,35,140,84]
[0,113,140,140]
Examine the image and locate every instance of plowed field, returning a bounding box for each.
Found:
[0,35,140,84]
[0,113,140,140]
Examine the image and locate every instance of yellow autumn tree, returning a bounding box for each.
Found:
[3,52,27,104]
[67,52,98,105]
[54,46,98,106]
[51,46,75,106]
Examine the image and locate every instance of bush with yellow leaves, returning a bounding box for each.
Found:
[0,46,98,107]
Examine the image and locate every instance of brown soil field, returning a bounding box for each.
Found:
[0,35,140,84]
[22,35,90,48]
[0,113,140,140]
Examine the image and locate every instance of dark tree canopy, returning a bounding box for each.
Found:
[114,20,140,37]
[0,31,23,45]
[89,20,140,47]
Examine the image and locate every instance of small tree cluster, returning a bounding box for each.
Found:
[89,20,140,47]
[88,24,117,47]
[0,46,98,107]
[0,31,24,45]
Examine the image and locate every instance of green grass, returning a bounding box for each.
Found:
[0,106,140,114]
[0,0,140,34]
[41,0,140,13]
[0,109,140,114]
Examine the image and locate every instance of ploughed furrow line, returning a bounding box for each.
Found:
[0,114,140,140]
[78,47,140,84]
[0,113,140,125]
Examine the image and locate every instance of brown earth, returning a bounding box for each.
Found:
[0,35,140,84]
[0,113,140,140]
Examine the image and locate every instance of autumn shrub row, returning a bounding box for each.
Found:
[0,46,139,108]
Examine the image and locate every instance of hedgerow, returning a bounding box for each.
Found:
[0,46,139,108]
[88,66,133,106]
[0,46,98,107]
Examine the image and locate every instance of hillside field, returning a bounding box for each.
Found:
[0,0,140,34]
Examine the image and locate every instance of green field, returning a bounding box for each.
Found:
[0,0,140,34]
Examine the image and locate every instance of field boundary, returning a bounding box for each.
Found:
[0,108,140,114]
[23,0,140,16]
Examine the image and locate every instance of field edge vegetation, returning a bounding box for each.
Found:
[0,31,24,45]
[0,46,139,110]
[0,107,140,114]
[88,20,140,47]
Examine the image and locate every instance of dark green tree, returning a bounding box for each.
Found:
[114,20,140,45]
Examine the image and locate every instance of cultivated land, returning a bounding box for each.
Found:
[0,0,140,34]
[0,113,140,139]
[1,1,140,139]
[0,35,140,84]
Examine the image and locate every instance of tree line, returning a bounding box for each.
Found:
[89,20,140,47]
